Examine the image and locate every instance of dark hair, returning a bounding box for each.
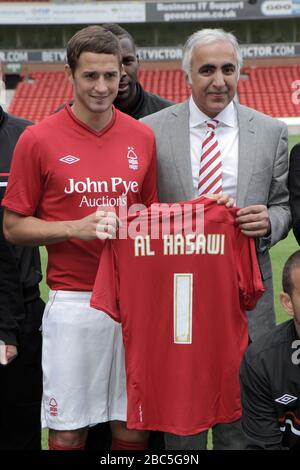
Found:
[282,250,300,296]
[102,23,136,52]
[67,25,122,74]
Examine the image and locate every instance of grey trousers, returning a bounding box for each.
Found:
[165,420,246,450]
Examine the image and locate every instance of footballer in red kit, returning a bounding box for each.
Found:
[3,105,156,291]
[2,26,155,451]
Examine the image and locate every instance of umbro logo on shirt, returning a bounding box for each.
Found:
[59,155,80,165]
[275,394,298,405]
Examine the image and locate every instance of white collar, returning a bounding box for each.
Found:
[189,96,237,128]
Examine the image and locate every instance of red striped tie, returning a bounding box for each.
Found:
[198,119,222,195]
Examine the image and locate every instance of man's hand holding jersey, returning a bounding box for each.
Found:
[3,209,120,245]
[69,210,119,241]
[205,193,235,208]
[95,210,120,240]
[205,197,271,239]
[236,205,271,238]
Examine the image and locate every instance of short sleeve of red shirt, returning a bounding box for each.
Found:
[236,230,265,311]
[2,127,43,216]
[91,240,120,322]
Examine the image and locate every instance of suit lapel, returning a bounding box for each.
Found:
[236,104,256,207]
[169,101,195,201]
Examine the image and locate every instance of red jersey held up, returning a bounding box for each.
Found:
[2,106,157,291]
[91,197,265,436]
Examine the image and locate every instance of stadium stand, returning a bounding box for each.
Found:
[8,65,300,122]
[8,69,190,121]
[239,66,300,117]
[8,72,72,122]
[138,69,189,103]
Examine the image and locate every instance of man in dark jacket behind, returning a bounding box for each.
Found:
[103,24,173,119]
[0,105,45,449]
[240,250,300,450]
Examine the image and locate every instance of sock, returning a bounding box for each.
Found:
[111,438,148,451]
[48,439,85,451]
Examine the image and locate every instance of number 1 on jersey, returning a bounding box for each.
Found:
[174,273,193,344]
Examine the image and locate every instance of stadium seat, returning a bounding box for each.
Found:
[238,65,300,118]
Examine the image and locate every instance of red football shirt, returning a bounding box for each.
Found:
[2,105,157,290]
[91,197,265,435]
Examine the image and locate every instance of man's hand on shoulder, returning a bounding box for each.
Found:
[236,205,271,238]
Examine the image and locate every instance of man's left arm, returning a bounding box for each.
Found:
[236,124,290,247]
[240,354,286,450]
[0,211,24,365]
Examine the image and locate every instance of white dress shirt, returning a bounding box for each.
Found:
[189,96,239,202]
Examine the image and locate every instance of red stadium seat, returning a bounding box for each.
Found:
[238,65,300,117]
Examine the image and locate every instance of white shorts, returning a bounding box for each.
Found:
[41,290,127,430]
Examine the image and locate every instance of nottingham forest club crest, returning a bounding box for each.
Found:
[127,147,139,170]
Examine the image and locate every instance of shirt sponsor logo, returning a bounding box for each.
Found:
[275,394,298,405]
[127,147,139,170]
[64,177,139,195]
[64,177,140,208]
[59,155,80,165]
